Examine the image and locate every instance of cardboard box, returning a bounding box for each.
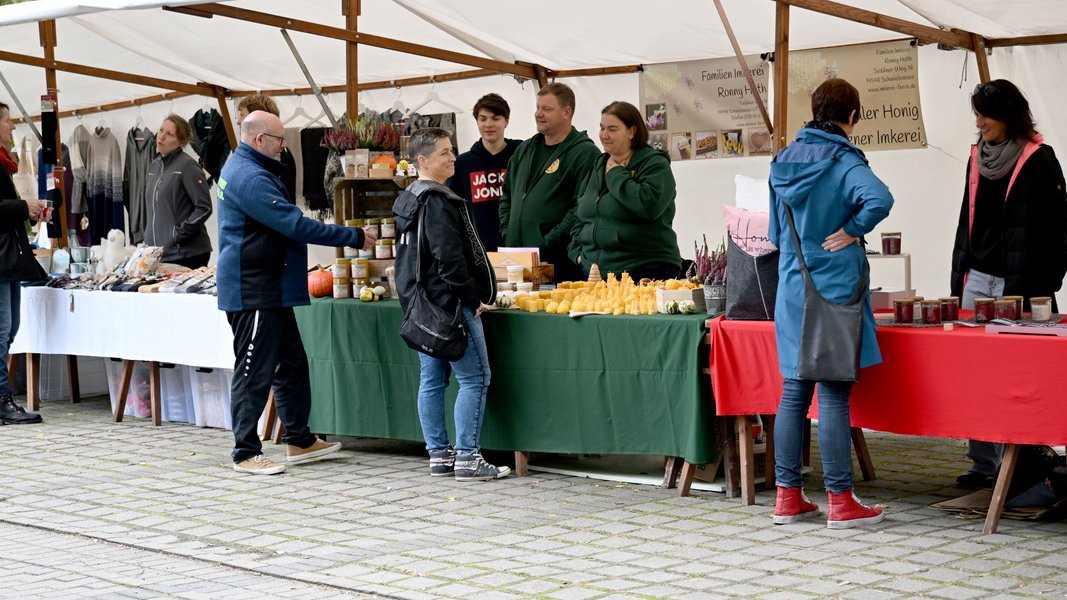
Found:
[655,287,706,313]
[488,250,539,281]
[871,288,914,310]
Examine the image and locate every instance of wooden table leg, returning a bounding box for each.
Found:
[663,457,681,489]
[737,415,756,505]
[6,354,16,387]
[271,417,285,444]
[66,355,81,404]
[763,414,777,490]
[114,360,134,422]
[984,443,1020,535]
[514,451,529,477]
[678,460,700,497]
[719,417,740,499]
[26,353,40,411]
[851,427,877,481]
[260,389,277,441]
[148,361,162,427]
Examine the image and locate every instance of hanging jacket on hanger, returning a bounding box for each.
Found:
[123,126,157,244]
[189,108,231,184]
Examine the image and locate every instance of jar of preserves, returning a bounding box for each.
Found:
[365,218,381,239]
[381,217,396,239]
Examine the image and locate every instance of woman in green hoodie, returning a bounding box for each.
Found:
[569,101,681,281]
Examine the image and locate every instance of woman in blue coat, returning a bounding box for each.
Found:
[767,79,893,528]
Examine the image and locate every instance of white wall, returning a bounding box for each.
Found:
[23,43,1066,306]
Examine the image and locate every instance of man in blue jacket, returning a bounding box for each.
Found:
[217,111,374,475]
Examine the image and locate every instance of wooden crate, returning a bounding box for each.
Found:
[332,176,414,258]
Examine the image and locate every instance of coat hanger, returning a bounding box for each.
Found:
[305,94,329,127]
[404,90,463,118]
[391,84,405,113]
[284,94,311,126]
[134,104,145,129]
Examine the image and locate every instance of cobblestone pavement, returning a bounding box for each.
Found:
[2,398,1066,600]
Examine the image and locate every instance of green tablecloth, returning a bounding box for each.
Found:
[295,299,716,464]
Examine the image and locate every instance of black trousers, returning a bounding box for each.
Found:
[227,307,318,462]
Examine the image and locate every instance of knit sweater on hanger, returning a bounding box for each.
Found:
[85,127,125,243]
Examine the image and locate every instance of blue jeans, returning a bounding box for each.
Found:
[961,268,1005,310]
[0,282,21,397]
[417,307,490,455]
[774,378,854,492]
[961,268,1005,474]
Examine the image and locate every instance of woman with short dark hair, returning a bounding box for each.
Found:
[393,127,507,482]
[568,100,680,280]
[768,78,893,528]
[950,79,1067,489]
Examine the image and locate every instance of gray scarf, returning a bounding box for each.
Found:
[977,138,1024,181]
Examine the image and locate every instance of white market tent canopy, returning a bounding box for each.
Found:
[1,0,1066,302]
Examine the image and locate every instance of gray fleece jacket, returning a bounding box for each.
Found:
[143,149,213,263]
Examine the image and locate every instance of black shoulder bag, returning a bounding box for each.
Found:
[784,205,868,382]
[398,203,469,362]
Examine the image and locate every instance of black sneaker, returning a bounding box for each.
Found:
[454,452,511,481]
[956,471,993,489]
[429,447,456,477]
[0,393,43,425]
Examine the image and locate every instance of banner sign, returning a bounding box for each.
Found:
[639,55,772,161]
[786,39,927,151]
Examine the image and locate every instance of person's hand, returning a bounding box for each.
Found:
[475,304,486,318]
[362,226,377,251]
[605,157,623,173]
[25,199,43,221]
[576,255,582,265]
[823,228,859,252]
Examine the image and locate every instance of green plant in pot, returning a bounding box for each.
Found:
[689,235,727,314]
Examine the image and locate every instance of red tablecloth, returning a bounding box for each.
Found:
[710,314,1067,445]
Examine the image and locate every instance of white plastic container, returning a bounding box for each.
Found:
[39,355,109,401]
[188,366,233,430]
[104,358,152,418]
[157,363,194,424]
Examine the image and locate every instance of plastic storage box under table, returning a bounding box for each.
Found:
[105,359,196,423]
[188,366,233,430]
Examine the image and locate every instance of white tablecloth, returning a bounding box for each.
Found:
[11,287,235,370]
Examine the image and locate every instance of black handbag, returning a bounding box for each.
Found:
[725,235,779,320]
[784,206,868,382]
[0,229,47,282]
[398,204,468,362]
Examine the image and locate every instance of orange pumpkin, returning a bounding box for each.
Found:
[308,269,333,298]
[372,153,398,172]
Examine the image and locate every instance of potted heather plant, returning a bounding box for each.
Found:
[688,235,728,314]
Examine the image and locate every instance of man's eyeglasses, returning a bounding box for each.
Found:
[260,132,286,143]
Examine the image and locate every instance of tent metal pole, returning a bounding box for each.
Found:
[773,1,790,155]
[0,70,43,144]
[281,29,337,128]
[39,19,69,248]
[713,0,773,134]
[344,0,360,121]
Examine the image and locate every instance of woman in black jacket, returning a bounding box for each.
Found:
[393,127,506,482]
[0,102,48,424]
[949,80,1067,488]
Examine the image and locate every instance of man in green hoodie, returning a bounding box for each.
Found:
[499,82,598,282]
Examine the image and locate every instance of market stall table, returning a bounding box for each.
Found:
[707,313,1067,533]
[293,299,717,474]
[10,286,233,425]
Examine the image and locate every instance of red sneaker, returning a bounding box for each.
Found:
[826,489,885,529]
[772,486,820,524]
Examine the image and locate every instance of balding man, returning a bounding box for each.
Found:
[217,110,376,475]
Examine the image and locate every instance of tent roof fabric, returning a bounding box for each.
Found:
[0,1,1064,114]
